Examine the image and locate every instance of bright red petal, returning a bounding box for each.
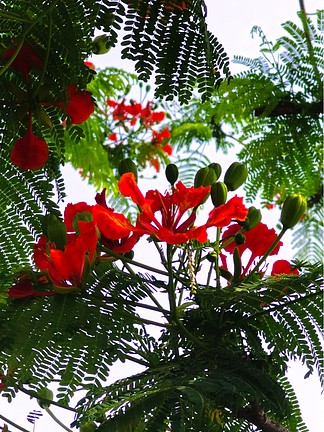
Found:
[271,260,299,275]
[207,196,248,228]
[10,128,49,170]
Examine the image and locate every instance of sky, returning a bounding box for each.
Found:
[1,1,323,431]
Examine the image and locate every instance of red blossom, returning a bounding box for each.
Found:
[8,277,55,299]
[140,102,165,126]
[58,85,95,124]
[152,127,171,144]
[207,196,248,228]
[109,132,118,141]
[118,173,210,244]
[84,61,96,70]
[162,144,173,155]
[271,260,299,276]
[10,118,49,170]
[222,222,283,275]
[3,43,43,80]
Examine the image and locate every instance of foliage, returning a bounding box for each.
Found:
[1,159,323,431]
[166,10,323,205]
[0,2,323,432]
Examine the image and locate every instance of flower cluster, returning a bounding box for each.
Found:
[8,161,306,299]
[3,42,95,170]
[106,99,172,173]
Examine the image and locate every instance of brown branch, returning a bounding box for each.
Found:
[237,403,290,432]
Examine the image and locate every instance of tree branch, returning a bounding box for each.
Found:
[237,403,289,432]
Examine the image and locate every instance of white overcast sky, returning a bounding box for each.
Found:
[1,1,323,431]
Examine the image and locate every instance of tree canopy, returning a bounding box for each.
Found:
[0,1,323,431]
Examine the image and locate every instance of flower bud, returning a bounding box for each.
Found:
[92,34,112,54]
[194,167,217,188]
[280,194,307,229]
[165,163,179,185]
[118,158,138,182]
[210,181,228,207]
[234,233,246,245]
[224,162,248,191]
[208,162,222,181]
[37,387,53,408]
[241,206,262,231]
[206,251,218,263]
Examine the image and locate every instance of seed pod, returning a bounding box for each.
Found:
[194,167,217,188]
[208,162,222,181]
[165,163,179,185]
[118,158,138,182]
[242,206,262,231]
[210,181,228,207]
[224,162,248,191]
[280,194,307,229]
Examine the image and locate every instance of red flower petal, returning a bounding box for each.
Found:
[63,85,95,124]
[10,127,49,170]
[109,132,118,141]
[271,260,299,275]
[4,43,43,79]
[162,144,172,155]
[207,196,248,228]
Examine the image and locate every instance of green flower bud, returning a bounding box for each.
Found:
[37,387,53,408]
[80,422,97,432]
[210,181,228,207]
[194,167,217,188]
[234,233,246,245]
[208,162,222,181]
[241,206,262,231]
[206,251,218,263]
[224,162,248,191]
[280,194,307,229]
[165,163,179,185]
[43,214,67,250]
[118,158,138,182]
[92,34,112,55]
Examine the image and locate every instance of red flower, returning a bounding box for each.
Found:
[3,43,43,80]
[207,196,248,228]
[8,277,55,299]
[222,222,283,274]
[152,127,171,144]
[118,173,210,244]
[271,260,299,275]
[140,102,165,126]
[58,85,95,124]
[34,208,99,290]
[84,61,96,70]
[10,119,49,170]
[109,132,118,141]
[162,144,173,155]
